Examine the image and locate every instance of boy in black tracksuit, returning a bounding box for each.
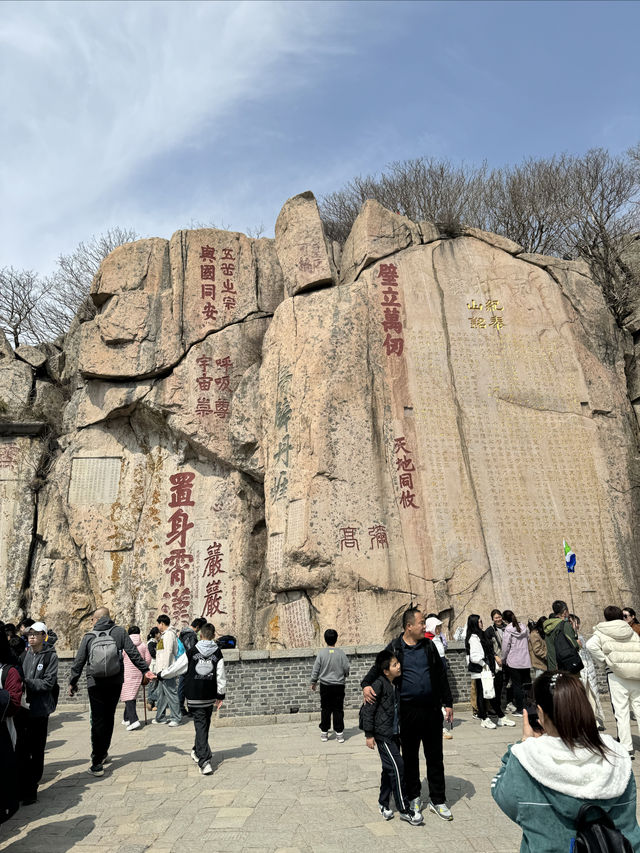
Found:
[361,650,423,825]
[157,622,225,776]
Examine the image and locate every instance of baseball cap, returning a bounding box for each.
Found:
[29,622,47,634]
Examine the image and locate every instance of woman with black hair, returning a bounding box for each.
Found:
[527,616,547,677]
[501,609,531,718]
[492,672,640,852]
[0,622,23,823]
[622,607,640,636]
[465,615,514,730]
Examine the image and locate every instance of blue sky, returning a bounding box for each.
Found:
[1,0,639,276]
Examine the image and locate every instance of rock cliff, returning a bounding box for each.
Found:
[1,195,639,648]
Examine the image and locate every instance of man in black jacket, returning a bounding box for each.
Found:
[362,606,454,821]
[68,607,155,776]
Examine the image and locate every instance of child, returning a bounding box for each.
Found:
[425,616,453,740]
[361,650,423,825]
[156,622,225,776]
[310,629,350,742]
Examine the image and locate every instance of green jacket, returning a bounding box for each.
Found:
[492,739,640,853]
[543,617,578,671]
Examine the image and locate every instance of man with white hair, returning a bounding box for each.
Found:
[69,607,155,776]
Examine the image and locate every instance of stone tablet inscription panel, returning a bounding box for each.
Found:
[68,457,122,505]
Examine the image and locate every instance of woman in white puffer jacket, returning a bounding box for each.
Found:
[586,605,640,757]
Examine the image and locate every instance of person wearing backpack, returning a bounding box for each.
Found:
[543,599,583,674]
[587,605,640,759]
[156,622,225,776]
[68,607,155,776]
[15,621,58,805]
[491,671,640,852]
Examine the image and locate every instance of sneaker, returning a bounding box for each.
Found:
[480,718,497,729]
[127,720,142,731]
[399,809,424,826]
[121,719,128,726]
[321,732,329,742]
[101,754,112,765]
[409,797,422,816]
[511,711,524,718]
[378,803,394,820]
[336,732,345,743]
[88,763,104,777]
[505,703,516,713]
[472,711,479,719]
[190,749,199,764]
[199,762,213,776]
[429,801,453,821]
[497,718,516,727]
[152,718,167,725]
[443,728,453,739]
[168,721,180,727]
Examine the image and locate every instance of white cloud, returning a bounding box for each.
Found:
[0,0,346,272]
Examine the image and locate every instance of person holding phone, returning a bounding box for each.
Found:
[491,672,640,852]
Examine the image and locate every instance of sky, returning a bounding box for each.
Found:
[1,0,639,277]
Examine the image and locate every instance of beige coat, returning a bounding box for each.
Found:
[528,630,547,670]
[586,620,640,680]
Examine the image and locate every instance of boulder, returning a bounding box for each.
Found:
[275,191,337,296]
[15,345,47,369]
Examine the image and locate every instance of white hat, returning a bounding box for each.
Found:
[424,617,442,635]
[29,621,47,633]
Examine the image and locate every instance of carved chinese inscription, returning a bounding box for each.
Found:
[68,457,122,505]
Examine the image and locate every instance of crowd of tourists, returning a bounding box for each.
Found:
[2,599,640,849]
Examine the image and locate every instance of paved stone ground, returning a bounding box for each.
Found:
[1,704,639,852]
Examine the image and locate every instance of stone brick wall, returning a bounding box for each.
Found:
[54,641,609,718]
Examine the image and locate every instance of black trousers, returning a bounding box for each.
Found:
[399,701,446,805]
[191,705,214,767]
[376,736,410,813]
[15,714,49,799]
[474,677,504,719]
[319,683,345,733]
[509,667,531,713]
[123,699,138,724]
[88,680,121,765]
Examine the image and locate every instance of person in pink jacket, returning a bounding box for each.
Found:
[501,610,531,718]
[120,626,151,731]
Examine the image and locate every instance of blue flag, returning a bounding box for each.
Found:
[564,540,576,573]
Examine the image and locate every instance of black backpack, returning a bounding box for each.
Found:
[574,804,633,852]
[554,628,583,675]
[216,635,236,649]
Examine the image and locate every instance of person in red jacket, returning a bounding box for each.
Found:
[0,623,22,823]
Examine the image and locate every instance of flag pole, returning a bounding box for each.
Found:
[567,572,576,616]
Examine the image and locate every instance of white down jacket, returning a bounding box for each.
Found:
[586,620,640,680]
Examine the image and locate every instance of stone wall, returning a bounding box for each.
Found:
[53,641,609,719]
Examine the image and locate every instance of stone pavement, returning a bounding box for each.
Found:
[1,705,638,853]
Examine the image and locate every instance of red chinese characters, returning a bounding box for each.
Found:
[221,247,237,311]
[162,472,195,622]
[214,356,233,419]
[378,263,404,357]
[194,354,233,419]
[199,245,218,323]
[394,436,420,509]
[339,523,389,552]
[202,542,227,615]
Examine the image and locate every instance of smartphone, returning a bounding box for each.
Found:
[524,683,544,733]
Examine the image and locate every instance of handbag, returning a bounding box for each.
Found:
[480,666,495,699]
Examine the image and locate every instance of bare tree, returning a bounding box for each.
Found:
[483,157,573,256]
[46,227,139,332]
[0,267,53,348]
[563,148,640,315]
[320,158,487,243]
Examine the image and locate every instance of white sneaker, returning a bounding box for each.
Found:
[126,720,141,731]
[190,749,199,764]
[409,797,422,818]
[505,703,516,713]
[480,718,497,729]
[497,717,516,727]
[152,718,167,725]
[443,728,453,739]
[321,732,329,742]
[378,803,394,820]
[399,809,423,826]
[336,732,345,743]
[428,801,453,821]
[199,762,213,776]
[121,719,128,726]
[167,721,180,727]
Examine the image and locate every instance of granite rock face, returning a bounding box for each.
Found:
[1,208,639,650]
